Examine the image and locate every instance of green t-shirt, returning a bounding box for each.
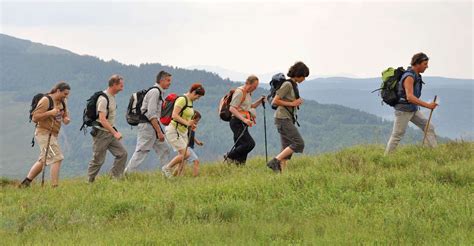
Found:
[171,95,194,133]
[274,81,296,119]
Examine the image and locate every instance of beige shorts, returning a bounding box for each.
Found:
[165,125,189,151]
[36,133,64,166]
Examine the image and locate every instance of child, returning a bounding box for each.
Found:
[186,111,203,176]
[175,111,203,177]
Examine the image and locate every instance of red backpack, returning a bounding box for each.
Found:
[160,94,191,125]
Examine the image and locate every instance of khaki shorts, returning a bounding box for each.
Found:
[165,125,189,151]
[36,133,64,166]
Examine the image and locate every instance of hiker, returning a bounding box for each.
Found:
[87,75,128,183]
[385,53,438,155]
[178,111,204,177]
[224,75,265,165]
[20,82,71,188]
[124,71,172,173]
[161,83,205,177]
[267,62,309,172]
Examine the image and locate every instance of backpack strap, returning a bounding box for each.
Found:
[45,95,54,111]
[147,86,163,101]
[236,87,247,109]
[140,86,163,123]
[234,87,249,117]
[281,81,301,127]
[174,95,193,138]
[92,92,110,130]
[230,87,252,121]
[47,95,67,114]
[98,92,110,119]
[157,87,163,102]
[31,95,62,147]
[177,95,193,118]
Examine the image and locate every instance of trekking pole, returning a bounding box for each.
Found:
[223,123,249,163]
[261,96,268,163]
[41,120,55,187]
[422,95,437,146]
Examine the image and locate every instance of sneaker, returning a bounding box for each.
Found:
[161,166,172,178]
[266,158,281,173]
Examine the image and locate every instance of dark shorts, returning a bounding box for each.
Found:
[274,118,305,160]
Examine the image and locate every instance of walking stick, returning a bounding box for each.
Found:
[41,120,55,187]
[422,95,437,146]
[176,127,192,176]
[261,97,268,163]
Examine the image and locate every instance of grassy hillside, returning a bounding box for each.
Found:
[1,142,472,244]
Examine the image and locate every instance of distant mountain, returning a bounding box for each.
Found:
[186,65,250,82]
[187,65,356,84]
[186,65,282,84]
[297,77,474,139]
[0,34,425,178]
[0,34,73,56]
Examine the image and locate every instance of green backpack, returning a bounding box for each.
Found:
[372,67,406,106]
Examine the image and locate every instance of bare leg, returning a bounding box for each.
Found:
[176,149,190,175]
[165,148,190,176]
[280,159,287,172]
[26,161,44,180]
[193,160,199,177]
[276,147,294,161]
[50,161,62,187]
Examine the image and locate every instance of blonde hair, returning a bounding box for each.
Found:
[245,75,259,85]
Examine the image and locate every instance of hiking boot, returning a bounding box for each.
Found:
[223,154,239,165]
[266,158,281,173]
[161,166,172,178]
[18,178,32,188]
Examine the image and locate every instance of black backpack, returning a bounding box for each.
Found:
[372,67,406,106]
[267,73,301,126]
[29,93,65,146]
[80,91,109,131]
[126,86,162,126]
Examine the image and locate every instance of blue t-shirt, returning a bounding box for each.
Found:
[395,68,423,112]
[188,130,195,149]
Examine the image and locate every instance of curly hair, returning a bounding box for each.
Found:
[287,61,310,78]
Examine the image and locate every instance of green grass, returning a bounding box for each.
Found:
[1,142,473,244]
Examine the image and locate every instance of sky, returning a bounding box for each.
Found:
[1,0,472,80]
